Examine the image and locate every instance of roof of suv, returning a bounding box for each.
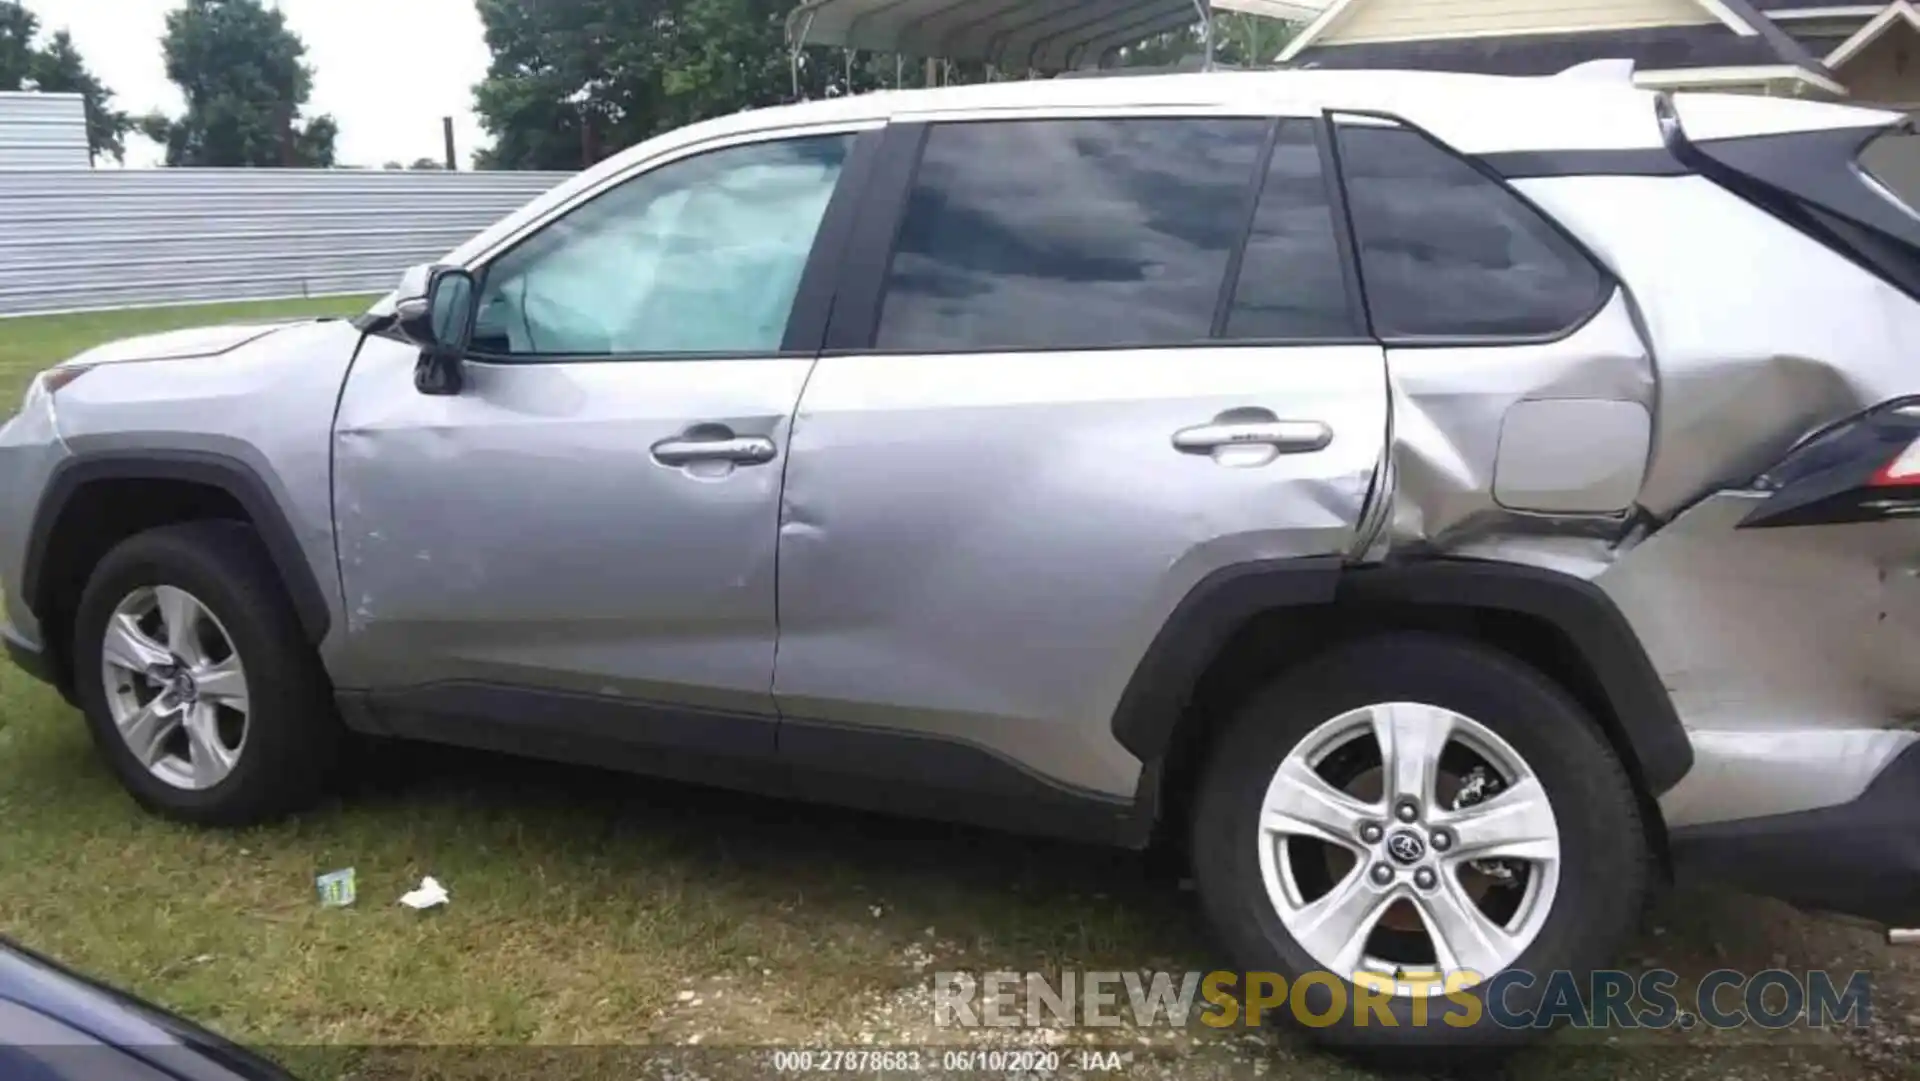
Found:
[430,71,1657,272]
[759,68,1674,154]
[747,68,1899,162]
[410,69,1899,300]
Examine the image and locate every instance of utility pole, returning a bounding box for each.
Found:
[442,116,457,171]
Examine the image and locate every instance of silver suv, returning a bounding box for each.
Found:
[4,70,1918,1055]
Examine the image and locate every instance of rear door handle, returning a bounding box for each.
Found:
[650,434,778,466]
[1172,420,1332,454]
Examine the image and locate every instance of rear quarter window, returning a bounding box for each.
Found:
[1336,124,1608,340]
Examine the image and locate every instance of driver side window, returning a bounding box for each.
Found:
[472,133,854,358]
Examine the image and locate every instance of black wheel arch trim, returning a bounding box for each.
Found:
[1110,555,1344,762]
[1112,557,1694,797]
[22,449,333,655]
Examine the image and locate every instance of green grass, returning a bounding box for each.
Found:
[0,299,1914,1080]
[0,296,381,406]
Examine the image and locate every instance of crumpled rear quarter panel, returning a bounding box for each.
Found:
[1517,173,1920,520]
[1597,492,1920,825]
[1491,172,1920,824]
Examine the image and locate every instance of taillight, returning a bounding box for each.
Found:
[1742,398,1920,528]
[1871,426,1920,487]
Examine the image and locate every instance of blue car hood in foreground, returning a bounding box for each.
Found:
[0,937,295,1081]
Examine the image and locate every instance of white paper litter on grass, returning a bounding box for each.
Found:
[398,875,449,910]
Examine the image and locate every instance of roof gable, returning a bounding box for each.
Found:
[1824,0,1920,65]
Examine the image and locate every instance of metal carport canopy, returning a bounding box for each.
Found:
[784,0,1211,73]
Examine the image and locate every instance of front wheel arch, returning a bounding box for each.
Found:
[71,519,341,824]
[23,449,332,696]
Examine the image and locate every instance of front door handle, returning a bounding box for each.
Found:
[650,433,778,467]
[1172,420,1332,455]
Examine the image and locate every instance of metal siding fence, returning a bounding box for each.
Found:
[0,168,571,318]
[0,92,90,170]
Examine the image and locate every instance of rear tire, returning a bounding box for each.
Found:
[1189,633,1649,1063]
[72,520,341,825]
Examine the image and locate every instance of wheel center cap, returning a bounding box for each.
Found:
[166,670,197,704]
[1386,830,1427,865]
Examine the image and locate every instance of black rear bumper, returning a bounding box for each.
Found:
[1670,742,1920,926]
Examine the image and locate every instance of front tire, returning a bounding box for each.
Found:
[72,520,341,825]
[1189,633,1649,1061]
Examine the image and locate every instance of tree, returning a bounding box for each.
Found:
[408,157,444,170]
[471,1,1299,170]
[0,1,33,89]
[1111,12,1297,69]
[1215,12,1299,66]
[143,0,337,167]
[0,2,131,163]
[32,31,130,162]
[472,0,900,170]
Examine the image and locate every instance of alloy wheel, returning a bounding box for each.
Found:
[98,585,250,791]
[1256,701,1561,993]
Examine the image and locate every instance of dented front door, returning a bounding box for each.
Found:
[331,337,811,717]
[329,128,867,727]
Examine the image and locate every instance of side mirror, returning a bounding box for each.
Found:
[394,264,477,396]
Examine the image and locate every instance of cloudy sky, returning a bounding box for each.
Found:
[24,0,494,167]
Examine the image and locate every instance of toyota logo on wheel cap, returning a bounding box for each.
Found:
[1386,830,1427,865]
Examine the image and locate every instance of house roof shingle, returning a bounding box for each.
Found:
[1750,0,1880,10]
[1295,24,1798,74]
[1293,0,1834,76]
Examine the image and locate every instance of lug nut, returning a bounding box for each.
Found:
[1370,863,1395,886]
[1359,822,1384,844]
[1414,867,1437,890]
[1429,828,1454,853]
[1395,799,1420,823]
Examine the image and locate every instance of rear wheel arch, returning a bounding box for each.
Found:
[24,450,331,694]
[1121,558,1690,857]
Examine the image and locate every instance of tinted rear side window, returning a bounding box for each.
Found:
[1224,120,1362,340]
[1337,124,1606,339]
[874,118,1267,352]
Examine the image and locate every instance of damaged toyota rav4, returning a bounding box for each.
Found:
[3,70,1918,1056]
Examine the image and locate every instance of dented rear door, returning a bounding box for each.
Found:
[772,113,1389,799]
